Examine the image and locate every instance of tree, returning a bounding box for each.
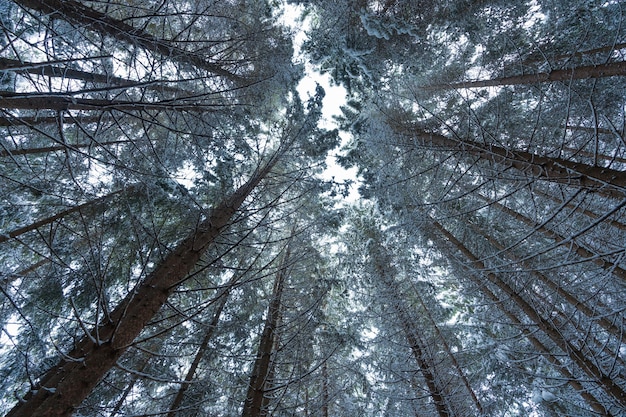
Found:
[3,0,626,416]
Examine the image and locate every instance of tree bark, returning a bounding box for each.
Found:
[6,152,283,417]
[0,57,199,98]
[13,0,247,84]
[321,361,329,417]
[166,288,231,417]
[366,235,452,417]
[0,57,136,87]
[450,254,613,416]
[533,187,626,232]
[0,189,128,244]
[0,140,127,157]
[433,220,626,409]
[477,194,626,283]
[466,219,626,340]
[0,94,220,112]
[0,114,102,127]
[414,291,484,414]
[522,43,626,65]
[422,61,626,90]
[393,123,626,199]
[241,244,291,417]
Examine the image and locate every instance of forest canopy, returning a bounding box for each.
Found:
[1,0,626,416]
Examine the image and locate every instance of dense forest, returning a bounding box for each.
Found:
[0,0,625,416]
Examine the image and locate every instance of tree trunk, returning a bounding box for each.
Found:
[0,57,136,86]
[562,146,626,165]
[477,194,626,283]
[533,187,626,231]
[6,152,283,417]
[0,114,102,127]
[13,0,247,84]
[0,57,200,98]
[432,220,626,409]
[1,140,127,157]
[392,123,626,199]
[0,188,129,244]
[321,361,329,417]
[241,244,291,417]
[0,94,220,112]
[413,291,484,414]
[466,218,626,339]
[422,61,626,90]
[367,236,452,417]
[450,253,613,416]
[166,290,230,417]
[522,43,626,65]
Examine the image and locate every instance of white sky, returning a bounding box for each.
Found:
[283,4,360,202]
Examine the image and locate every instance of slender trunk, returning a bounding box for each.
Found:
[0,189,129,244]
[467,219,626,339]
[13,0,247,84]
[0,57,199,98]
[422,61,626,91]
[392,124,626,199]
[367,238,452,417]
[166,292,230,417]
[321,361,329,417]
[433,220,626,409]
[0,57,135,86]
[477,194,626,283]
[541,296,626,370]
[522,43,626,65]
[0,114,102,127]
[6,153,283,417]
[109,356,151,416]
[0,95,220,112]
[562,146,626,164]
[450,251,612,416]
[258,341,278,417]
[1,140,127,157]
[533,188,626,231]
[401,321,451,417]
[414,292,484,414]
[241,245,291,417]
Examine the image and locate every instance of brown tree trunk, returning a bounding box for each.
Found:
[321,361,329,417]
[392,124,626,199]
[0,57,136,86]
[241,244,291,417]
[432,220,626,409]
[562,146,626,165]
[413,291,484,414]
[0,114,103,127]
[533,187,626,231]
[1,140,127,157]
[477,194,626,283]
[0,94,220,112]
[166,290,231,417]
[0,188,129,244]
[422,61,626,90]
[367,236,452,417]
[522,43,626,65]
[0,57,200,98]
[466,219,626,340]
[6,153,283,417]
[13,0,247,84]
[453,256,613,416]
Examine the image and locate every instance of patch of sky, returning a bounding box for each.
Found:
[281,3,360,203]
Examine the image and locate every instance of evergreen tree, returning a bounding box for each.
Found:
[2,0,626,416]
